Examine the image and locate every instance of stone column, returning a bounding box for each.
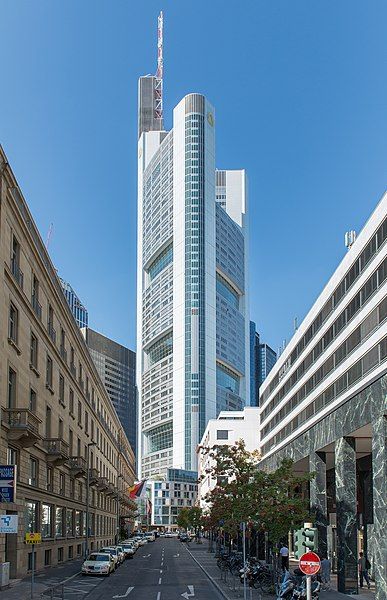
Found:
[372,414,387,600]
[309,451,327,558]
[335,436,358,594]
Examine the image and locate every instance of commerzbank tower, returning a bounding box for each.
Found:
[137,13,250,526]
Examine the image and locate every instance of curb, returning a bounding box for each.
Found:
[184,544,233,600]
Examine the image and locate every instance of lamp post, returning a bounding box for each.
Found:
[116,474,123,544]
[85,442,96,558]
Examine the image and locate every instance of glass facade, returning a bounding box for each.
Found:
[216,363,240,394]
[59,279,88,329]
[148,243,173,281]
[146,421,173,453]
[147,332,173,366]
[216,272,239,310]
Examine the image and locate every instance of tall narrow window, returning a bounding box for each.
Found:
[8,302,18,343]
[29,388,37,413]
[59,374,65,405]
[46,406,52,438]
[46,355,53,388]
[69,388,74,415]
[58,418,64,439]
[31,274,41,319]
[29,457,38,486]
[30,333,38,369]
[69,429,73,455]
[8,368,16,408]
[48,305,55,343]
[46,466,53,491]
[11,235,23,287]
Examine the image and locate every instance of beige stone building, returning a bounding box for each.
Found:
[0,146,136,578]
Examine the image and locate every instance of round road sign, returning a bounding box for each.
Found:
[299,551,321,575]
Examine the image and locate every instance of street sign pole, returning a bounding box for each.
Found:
[306,574,312,600]
[31,544,34,599]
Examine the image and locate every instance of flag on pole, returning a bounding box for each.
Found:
[147,498,152,515]
[128,480,146,499]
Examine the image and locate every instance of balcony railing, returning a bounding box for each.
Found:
[2,408,41,447]
[31,295,42,320]
[48,324,56,344]
[88,468,99,485]
[44,438,69,464]
[11,258,24,289]
[98,477,109,491]
[60,346,67,363]
[68,456,86,477]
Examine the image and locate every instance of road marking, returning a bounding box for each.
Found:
[158,577,162,584]
[181,585,195,599]
[112,586,134,598]
[173,553,180,557]
[143,554,151,558]
[156,593,161,600]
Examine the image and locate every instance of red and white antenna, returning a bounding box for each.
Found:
[154,11,163,124]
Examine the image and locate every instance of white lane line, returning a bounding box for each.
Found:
[157,593,161,600]
[158,577,162,585]
[112,586,134,598]
[160,569,163,574]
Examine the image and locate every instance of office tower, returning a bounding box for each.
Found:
[82,328,137,462]
[60,278,88,329]
[137,16,249,488]
[259,193,387,597]
[250,321,277,406]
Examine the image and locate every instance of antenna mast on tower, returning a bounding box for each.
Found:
[154,11,163,124]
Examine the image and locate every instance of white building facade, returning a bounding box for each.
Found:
[137,86,249,488]
[197,407,260,509]
[259,193,387,598]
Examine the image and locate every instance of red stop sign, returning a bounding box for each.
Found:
[299,551,321,575]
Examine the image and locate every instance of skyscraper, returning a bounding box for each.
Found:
[137,15,249,487]
[82,327,137,462]
[60,278,89,329]
[250,321,277,406]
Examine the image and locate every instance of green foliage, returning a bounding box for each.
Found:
[203,440,314,544]
[177,506,203,531]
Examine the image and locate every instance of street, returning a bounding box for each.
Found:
[67,539,224,600]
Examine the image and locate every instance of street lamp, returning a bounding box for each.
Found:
[85,442,96,558]
[116,474,124,544]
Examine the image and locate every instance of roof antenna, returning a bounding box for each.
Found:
[154,11,164,124]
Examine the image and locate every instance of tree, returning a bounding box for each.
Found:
[203,440,313,545]
[177,506,203,532]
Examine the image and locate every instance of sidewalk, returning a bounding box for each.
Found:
[1,559,83,600]
[185,540,375,600]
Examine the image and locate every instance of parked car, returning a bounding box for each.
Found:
[180,533,191,542]
[115,546,126,563]
[99,547,120,569]
[144,532,155,542]
[82,552,114,576]
[121,543,136,558]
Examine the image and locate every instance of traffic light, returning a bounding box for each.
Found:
[294,528,305,559]
[304,527,318,552]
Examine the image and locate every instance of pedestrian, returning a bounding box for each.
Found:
[279,543,289,571]
[358,552,371,589]
[320,556,331,590]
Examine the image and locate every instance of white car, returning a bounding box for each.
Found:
[121,543,136,558]
[144,532,155,542]
[99,547,120,569]
[82,553,114,576]
[115,546,126,563]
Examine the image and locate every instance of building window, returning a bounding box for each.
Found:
[58,418,63,439]
[46,466,53,492]
[216,363,240,395]
[147,332,173,366]
[44,549,51,566]
[216,430,229,440]
[78,401,82,426]
[78,481,82,502]
[30,333,38,369]
[216,272,239,310]
[8,302,18,343]
[25,500,38,533]
[7,447,19,476]
[66,509,74,536]
[75,510,82,536]
[46,355,53,388]
[68,546,73,559]
[147,243,173,280]
[59,472,65,496]
[69,388,74,415]
[59,374,65,406]
[29,389,37,413]
[29,458,38,487]
[42,504,53,538]
[55,507,65,537]
[70,478,75,497]
[8,367,16,408]
[57,547,64,562]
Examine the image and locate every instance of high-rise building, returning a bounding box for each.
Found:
[250,321,277,406]
[60,278,89,329]
[137,16,249,488]
[82,328,137,462]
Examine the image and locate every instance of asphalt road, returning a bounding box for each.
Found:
[73,537,225,600]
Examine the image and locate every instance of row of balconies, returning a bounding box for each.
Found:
[1,408,131,501]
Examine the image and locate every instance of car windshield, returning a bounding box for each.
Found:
[88,554,109,561]
[101,548,116,555]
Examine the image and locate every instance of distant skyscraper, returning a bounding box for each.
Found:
[60,278,88,328]
[82,328,137,461]
[250,321,277,406]
[137,15,249,485]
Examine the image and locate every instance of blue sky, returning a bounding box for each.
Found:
[1,1,386,354]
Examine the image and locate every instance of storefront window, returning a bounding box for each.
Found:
[25,500,38,533]
[55,507,64,537]
[41,504,52,538]
[66,509,74,536]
